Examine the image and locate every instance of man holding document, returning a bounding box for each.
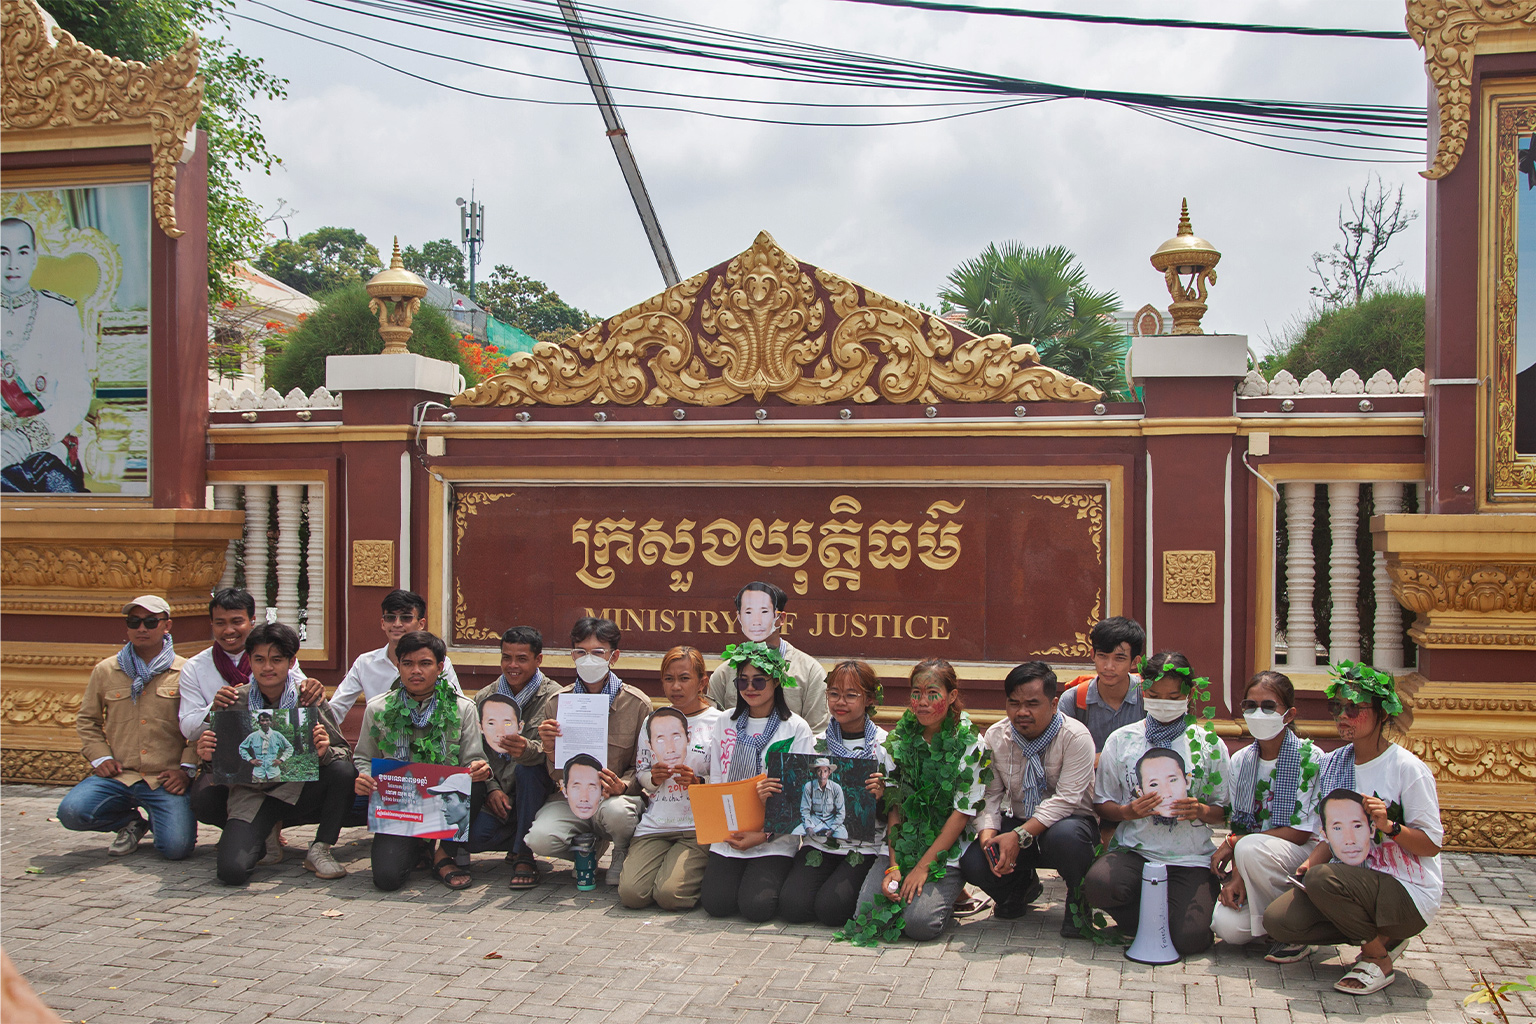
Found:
[527,618,651,885]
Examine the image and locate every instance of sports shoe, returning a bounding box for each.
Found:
[605,845,627,886]
[1265,942,1316,964]
[107,817,149,857]
[303,842,347,880]
[258,823,284,865]
[992,879,1044,920]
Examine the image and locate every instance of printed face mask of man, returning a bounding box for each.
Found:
[649,715,689,768]
[736,589,781,643]
[1324,798,1373,866]
[1139,755,1188,817]
[565,764,604,820]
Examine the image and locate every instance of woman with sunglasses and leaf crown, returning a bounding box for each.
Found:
[699,641,816,922]
[839,659,991,946]
[1262,661,1442,996]
[1210,670,1323,960]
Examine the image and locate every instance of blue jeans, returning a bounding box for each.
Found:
[57,775,196,860]
[467,763,553,858]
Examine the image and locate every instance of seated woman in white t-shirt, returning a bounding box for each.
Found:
[1262,661,1443,996]
[699,643,816,922]
[1210,671,1323,958]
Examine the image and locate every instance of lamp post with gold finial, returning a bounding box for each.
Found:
[1149,199,1221,335]
[366,238,430,355]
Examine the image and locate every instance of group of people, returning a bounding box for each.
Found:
[59,582,1443,996]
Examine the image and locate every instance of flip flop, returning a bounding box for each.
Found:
[1335,959,1396,995]
[509,856,540,890]
[431,856,473,890]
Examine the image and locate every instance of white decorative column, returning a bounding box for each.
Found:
[1283,482,1318,668]
[304,483,325,648]
[213,483,241,591]
[274,484,304,629]
[1371,482,1406,669]
[1327,482,1362,663]
[243,484,272,618]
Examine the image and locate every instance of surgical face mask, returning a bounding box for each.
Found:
[1244,709,1288,741]
[1143,697,1189,724]
[575,653,612,685]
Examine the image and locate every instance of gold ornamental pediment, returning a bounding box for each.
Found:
[1,0,203,237]
[452,231,1101,408]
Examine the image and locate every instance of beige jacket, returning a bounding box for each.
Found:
[975,715,1098,832]
[76,655,197,790]
[542,681,652,794]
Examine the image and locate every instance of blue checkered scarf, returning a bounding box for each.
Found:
[117,635,176,702]
[1009,712,1063,820]
[1318,743,1356,795]
[1144,712,1188,749]
[596,671,623,708]
[727,711,783,783]
[1229,729,1304,834]
[825,716,876,758]
[248,679,299,711]
[496,670,544,714]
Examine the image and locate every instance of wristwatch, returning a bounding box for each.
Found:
[1387,820,1403,838]
[1012,825,1036,849]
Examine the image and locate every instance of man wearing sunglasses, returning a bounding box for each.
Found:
[328,589,462,720]
[57,595,198,859]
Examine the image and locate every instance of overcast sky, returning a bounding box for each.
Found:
[227,0,1428,355]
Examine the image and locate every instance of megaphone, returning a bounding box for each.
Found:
[1124,860,1181,965]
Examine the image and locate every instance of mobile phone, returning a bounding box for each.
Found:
[984,841,1001,868]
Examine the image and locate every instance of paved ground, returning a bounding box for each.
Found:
[2,784,1532,1024]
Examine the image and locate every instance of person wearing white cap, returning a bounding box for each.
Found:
[57,595,198,859]
[426,772,473,842]
[799,758,848,840]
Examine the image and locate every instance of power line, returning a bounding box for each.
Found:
[825,0,1411,41]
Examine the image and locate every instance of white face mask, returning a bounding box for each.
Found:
[575,653,612,685]
[1143,698,1189,724]
[1244,709,1288,741]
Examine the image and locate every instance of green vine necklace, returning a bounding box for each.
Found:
[371,677,461,764]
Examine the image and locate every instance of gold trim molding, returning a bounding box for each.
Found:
[1442,810,1536,854]
[0,0,203,237]
[1406,0,1536,181]
[453,231,1101,409]
[1484,86,1536,499]
[1,747,89,786]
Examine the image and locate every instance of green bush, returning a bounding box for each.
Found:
[268,282,478,395]
[1264,289,1424,381]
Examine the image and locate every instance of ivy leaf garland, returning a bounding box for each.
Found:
[1139,658,1224,803]
[371,676,462,763]
[835,710,991,947]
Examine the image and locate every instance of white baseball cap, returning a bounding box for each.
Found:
[122,595,172,616]
[426,773,471,797]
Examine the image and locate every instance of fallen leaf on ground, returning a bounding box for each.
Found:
[321,910,343,918]
[483,952,502,960]
[24,867,43,874]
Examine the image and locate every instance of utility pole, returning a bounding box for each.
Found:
[557,0,681,287]
[456,189,484,301]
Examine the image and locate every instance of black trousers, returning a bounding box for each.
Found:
[701,852,794,922]
[959,813,1099,908]
[190,776,229,828]
[1083,848,1219,955]
[216,759,357,886]
[779,847,876,927]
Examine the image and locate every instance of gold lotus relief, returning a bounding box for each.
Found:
[1,747,90,785]
[454,232,1101,409]
[1,688,82,728]
[0,542,227,591]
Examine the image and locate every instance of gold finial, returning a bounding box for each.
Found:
[1150,199,1221,335]
[366,235,429,355]
[1176,198,1193,236]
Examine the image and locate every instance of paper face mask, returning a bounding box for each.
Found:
[1137,749,1189,818]
[648,713,690,769]
[564,760,605,820]
[1323,795,1373,867]
[737,589,780,643]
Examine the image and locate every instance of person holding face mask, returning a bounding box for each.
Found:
[1210,671,1324,958]
[1262,662,1442,996]
[707,582,829,733]
[530,617,652,885]
[700,642,816,922]
[620,647,722,911]
[1085,651,1231,955]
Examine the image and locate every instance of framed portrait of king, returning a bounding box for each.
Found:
[2,181,151,496]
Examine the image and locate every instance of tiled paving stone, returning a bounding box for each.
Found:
[3,784,1532,1024]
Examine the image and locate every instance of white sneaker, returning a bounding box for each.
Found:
[303,841,347,880]
[107,818,149,857]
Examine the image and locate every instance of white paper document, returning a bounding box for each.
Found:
[554,691,610,771]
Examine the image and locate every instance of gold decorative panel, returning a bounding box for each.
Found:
[351,540,395,588]
[0,0,204,237]
[453,231,1101,409]
[1162,549,1216,603]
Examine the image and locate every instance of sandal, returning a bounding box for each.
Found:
[1335,958,1396,995]
[509,856,540,890]
[431,855,473,890]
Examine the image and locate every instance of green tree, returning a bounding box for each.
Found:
[476,264,596,338]
[1263,288,1424,381]
[45,0,286,305]
[401,239,466,290]
[256,227,383,296]
[940,243,1126,399]
[267,282,478,395]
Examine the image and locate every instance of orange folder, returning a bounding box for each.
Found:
[688,774,767,845]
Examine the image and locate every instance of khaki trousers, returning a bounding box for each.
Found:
[1262,863,1427,946]
[619,831,708,910]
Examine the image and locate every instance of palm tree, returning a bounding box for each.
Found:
[941,243,1128,399]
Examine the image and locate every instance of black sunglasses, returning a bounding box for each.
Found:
[1239,700,1284,713]
[382,613,419,624]
[125,615,165,629]
[1327,701,1370,719]
[735,674,771,692]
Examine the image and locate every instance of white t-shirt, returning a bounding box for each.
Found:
[177,645,306,739]
[707,711,817,859]
[1096,720,1233,868]
[1351,743,1445,923]
[807,722,893,856]
[635,706,722,838]
[327,646,461,719]
[1229,740,1322,834]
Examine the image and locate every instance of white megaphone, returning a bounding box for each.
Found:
[1124,860,1181,965]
